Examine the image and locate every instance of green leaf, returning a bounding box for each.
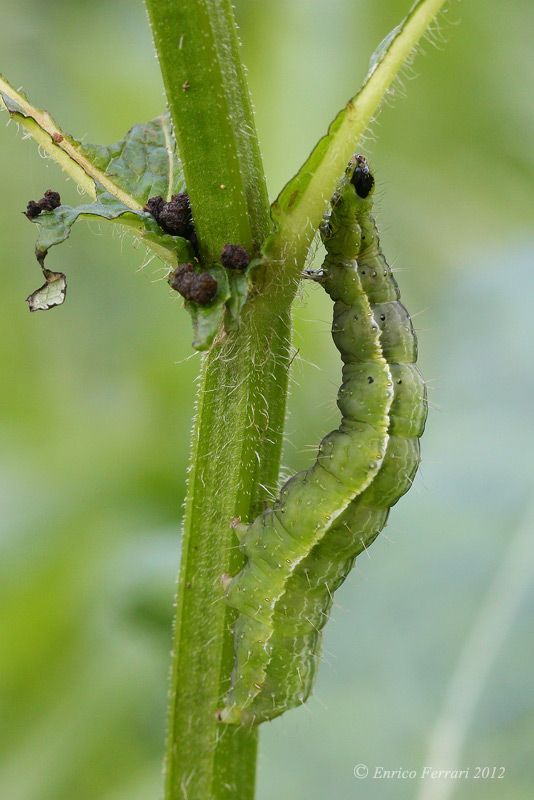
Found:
[0,76,193,283]
[79,116,185,205]
[0,75,183,209]
[25,186,195,309]
[223,258,262,332]
[26,269,67,312]
[1,73,260,350]
[264,0,449,272]
[32,187,194,267]
[180,264,231,351]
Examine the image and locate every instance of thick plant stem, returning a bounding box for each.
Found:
[145,0,271,263]
[145,2,282,797]
[165,292,291,800]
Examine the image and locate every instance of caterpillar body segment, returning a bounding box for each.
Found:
[219,156,427,725]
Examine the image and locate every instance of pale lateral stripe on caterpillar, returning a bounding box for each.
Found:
[218,155,427,725]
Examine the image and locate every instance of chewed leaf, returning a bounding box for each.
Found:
[25,186,195,309]
[30,187,195,268]
[79,114,184,205]
[26,269,67,311]
[0,75,181,209]
[1,75,192,270]
[1,73,255,350]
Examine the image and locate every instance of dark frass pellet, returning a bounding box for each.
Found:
[24,189,61,219]
[143,195,165,219]
[171,263,217,305]
[158,194,193,237]
[144,193,194,238]
[220,244,250,271]
[25,201,42,219]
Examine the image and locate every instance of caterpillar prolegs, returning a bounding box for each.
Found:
[219,155,427,725]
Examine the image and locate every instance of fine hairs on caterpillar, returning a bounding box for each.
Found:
[218,155,427,725]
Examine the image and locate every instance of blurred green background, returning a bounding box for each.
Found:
[1,1,533,798]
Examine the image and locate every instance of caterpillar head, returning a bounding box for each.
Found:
[348,154,375,200]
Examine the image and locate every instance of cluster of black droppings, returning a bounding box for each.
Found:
[144,193,196,240]
[25,190,61,219]
[170,263,217,305]
[220,243,250,271]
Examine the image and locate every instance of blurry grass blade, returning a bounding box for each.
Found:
[265,0,450,266]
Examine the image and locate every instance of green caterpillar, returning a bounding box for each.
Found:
[218,155,427,725]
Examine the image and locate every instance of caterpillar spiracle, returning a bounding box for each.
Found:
[218,155,427,725]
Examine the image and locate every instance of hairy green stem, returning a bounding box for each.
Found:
[145,2,284,798]
[145,0,271,264]
[166,294,291,800]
